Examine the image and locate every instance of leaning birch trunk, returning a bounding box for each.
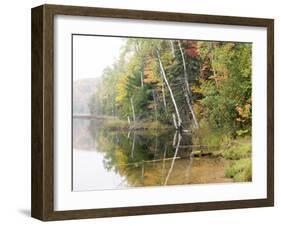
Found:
[127,116,131,125]
[130,97,136,122]
[178,41,192,96]
[156,49,182,129]
[170,40,175,58]
[178,41,199,129]
[183,87,199,129]
[161,77,167,112]
[140,71,144,88]
[172,114,177,131]
[172,130,178,147]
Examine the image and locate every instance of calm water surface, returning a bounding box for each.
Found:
[73,119,231,191]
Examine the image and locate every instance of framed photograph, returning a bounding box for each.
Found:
[31,4,274,221]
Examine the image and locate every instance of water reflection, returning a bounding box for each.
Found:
[73,119,231,191]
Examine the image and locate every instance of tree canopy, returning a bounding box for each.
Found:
[89,38,252,137]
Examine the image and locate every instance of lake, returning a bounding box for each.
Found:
[73,118,232,191]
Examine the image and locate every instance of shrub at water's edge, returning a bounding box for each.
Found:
[225,158,252,182]
[103,118,173,131]
[223,137,252,182]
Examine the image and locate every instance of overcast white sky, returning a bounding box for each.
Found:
[73,35,125,81]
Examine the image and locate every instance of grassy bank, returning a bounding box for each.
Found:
[223,137,252,182]
[191,120,252,182]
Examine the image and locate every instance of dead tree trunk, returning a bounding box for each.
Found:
[170,40,175,58]
[161,77,167,112]
[183,87,199,129]
[172,114,177,131]
[156,49,182,129]
[130,97,136,122]
[178,41,192,96]
[178,41,199,129]
[140,71,144,88]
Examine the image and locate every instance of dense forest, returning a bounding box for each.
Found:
[85,38,252,182]
[89,38,252,136]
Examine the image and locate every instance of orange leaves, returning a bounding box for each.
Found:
[184,41,199,58]
[147,103,156,110]
[191,84,203,94]
[200,59,212,80]
[143,78,158,84]
[115,76,129,104]
[143,56,160,85]
[208,73,228,87]
[223,42,235,51]
[235,102,251,122]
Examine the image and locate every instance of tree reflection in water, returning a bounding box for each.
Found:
[73,119,231,191]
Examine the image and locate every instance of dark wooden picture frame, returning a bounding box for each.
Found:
[31,4,274,221]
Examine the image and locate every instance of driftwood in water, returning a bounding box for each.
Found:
[191,150,222,158]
